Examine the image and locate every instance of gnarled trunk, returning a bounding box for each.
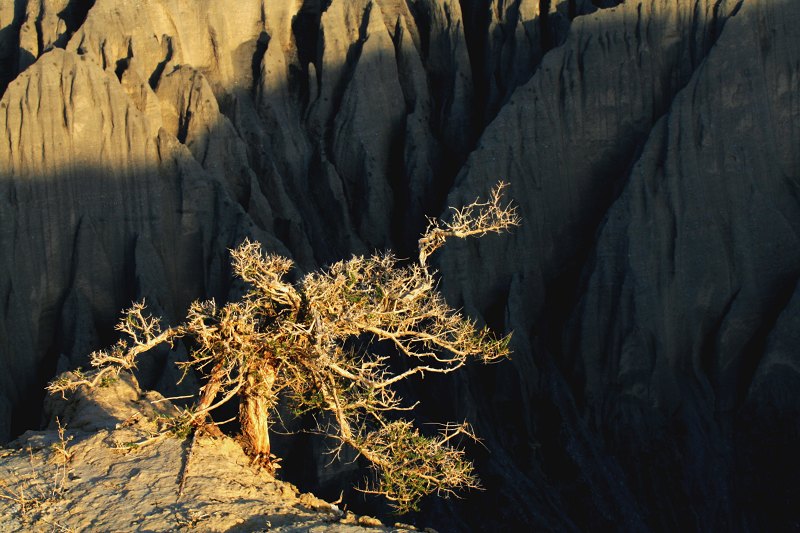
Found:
[192,361,226,437]
[240,365,276,463]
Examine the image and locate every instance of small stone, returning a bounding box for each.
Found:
[339,511,358,524]
[357,515,383,527]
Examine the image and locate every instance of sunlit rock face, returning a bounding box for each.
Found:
[0,48,265,442]
[1,0,798,530]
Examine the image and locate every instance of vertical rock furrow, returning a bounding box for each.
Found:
[459,0,618,128]
[566,0,800,528]
[392,13,446,247]
[399,0,475,164]
[0,49,263,443]
[329,0,405,247]
[0,0,798,530]
[433,0,744,528]
[254,0,364,266]
[441,0,740,339]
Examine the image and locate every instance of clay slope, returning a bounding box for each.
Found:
[0,0,798,531]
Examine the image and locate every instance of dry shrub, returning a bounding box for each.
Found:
[50,182,520,512]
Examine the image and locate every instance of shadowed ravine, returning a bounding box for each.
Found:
[0,0,798,531]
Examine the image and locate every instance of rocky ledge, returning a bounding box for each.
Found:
[0,373,419,532]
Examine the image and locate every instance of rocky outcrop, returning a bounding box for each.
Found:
[0,372,408,532]
[0,0,798,531]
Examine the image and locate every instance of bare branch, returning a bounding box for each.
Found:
[418,181,520,267]
[47,303,183,396]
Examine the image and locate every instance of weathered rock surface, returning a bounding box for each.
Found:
[438,0,798,529]
[0,0,798,531]
[565,1,800,528]
[0,373,408,532]
[0,47,264,442]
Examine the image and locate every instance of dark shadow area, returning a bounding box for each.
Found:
[457,0,623,131]
[56,0,97,39]
[0,0,29,98]
[0,160,232,441]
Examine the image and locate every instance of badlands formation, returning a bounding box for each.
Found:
[0,0,798,530]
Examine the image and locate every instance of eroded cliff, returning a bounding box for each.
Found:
[0,0,797,531]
